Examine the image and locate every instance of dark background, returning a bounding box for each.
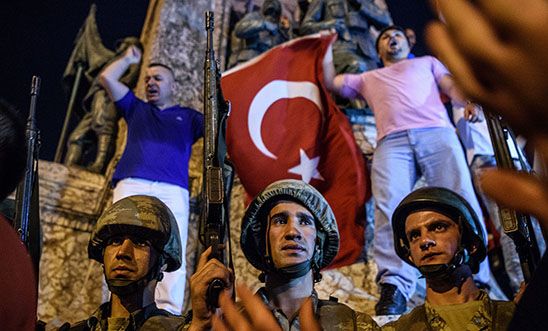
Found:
[0,0,435,161]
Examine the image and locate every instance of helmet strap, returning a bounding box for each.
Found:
[419,247,471,292]
[105,260,164,298]
[261,211,322,283]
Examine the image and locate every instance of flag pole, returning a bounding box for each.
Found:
[54,61,85,163]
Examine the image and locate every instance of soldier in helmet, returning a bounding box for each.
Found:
[383,187,515,330]
[186,179,379,330]
[59,195,185,330]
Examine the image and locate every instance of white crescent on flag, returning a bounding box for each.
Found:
[248,80,322,159]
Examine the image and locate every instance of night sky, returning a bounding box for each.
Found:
[0,0,435,161]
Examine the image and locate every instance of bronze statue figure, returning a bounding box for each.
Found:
[228,0,291,68]
[301,0,391,74]
[62,5,142,174]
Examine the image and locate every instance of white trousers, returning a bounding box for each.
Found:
[113,177,189,315]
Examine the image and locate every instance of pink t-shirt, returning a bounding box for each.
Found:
[340,56,452,140]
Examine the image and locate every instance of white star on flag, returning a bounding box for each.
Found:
[288,149,324,183]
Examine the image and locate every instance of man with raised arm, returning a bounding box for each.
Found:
[99,45,204,314]
[324,26,491,315]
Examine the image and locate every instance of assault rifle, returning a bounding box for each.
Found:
[200,11,234,308]
[14,75,42,278]
[485,112,541,282]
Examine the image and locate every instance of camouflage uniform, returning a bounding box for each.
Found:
[382,291,515,331]
[254,288,380,331]
[61,302,185,331]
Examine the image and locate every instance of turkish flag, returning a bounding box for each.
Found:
[222,33,369,268]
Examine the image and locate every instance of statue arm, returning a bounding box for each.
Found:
[358,0,392,29]
[300,0,335,35]
[99,46,141,102]
[234,13,271,38]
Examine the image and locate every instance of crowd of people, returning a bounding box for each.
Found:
[1,0,547,329]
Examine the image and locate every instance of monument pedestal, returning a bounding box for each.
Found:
[37,161,109,323]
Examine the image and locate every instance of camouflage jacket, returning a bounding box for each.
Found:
[382,291,515,331]
[256,287,380,331]
[59,302,185,331]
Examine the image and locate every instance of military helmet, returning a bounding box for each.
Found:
[241,179,340,273]
[89,195,182,272]
[392,187,486,273]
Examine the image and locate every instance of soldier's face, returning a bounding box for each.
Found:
[405,211,460,267]
[144,66,175,106]
[103,235,157,281]
[267,201,317,269]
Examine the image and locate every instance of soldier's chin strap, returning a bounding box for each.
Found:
[106,262,165,297]
[107,277,151,297]
[270,259,312,280]
[418,247,468,281]
[261,220,321,282]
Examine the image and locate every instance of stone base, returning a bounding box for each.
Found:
[37,161,109,323]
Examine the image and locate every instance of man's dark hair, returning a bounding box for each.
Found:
[0,99,27,201]
[147,62,175,78]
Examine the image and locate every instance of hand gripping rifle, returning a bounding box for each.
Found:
[14,76,42,279]
[200,11,234,308]
[485,113,541,282]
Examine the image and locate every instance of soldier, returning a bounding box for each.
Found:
[186,179,379,330]
[58,195,185,330]
[383,187,514,330]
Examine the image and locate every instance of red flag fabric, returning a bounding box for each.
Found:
[222,33,369,268]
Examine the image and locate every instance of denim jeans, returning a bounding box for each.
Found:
[113,177,189,315]
[371,127,491,299]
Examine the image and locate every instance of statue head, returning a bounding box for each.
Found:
[262,0,282,22]
[325,0,347,20]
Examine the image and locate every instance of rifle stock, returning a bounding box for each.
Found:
[485,112,540,282]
